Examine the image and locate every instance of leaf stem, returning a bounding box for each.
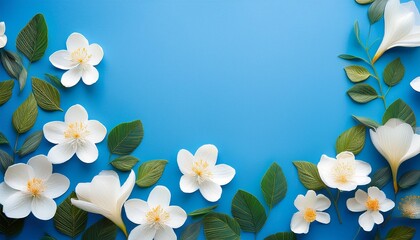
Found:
[254,232,257,240]
[326,188,342,224]
[13,133,20,161]
[353,226,361,240]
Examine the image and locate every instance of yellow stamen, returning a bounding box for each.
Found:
[146,205,170,226]
[27,178,45,197]
[333,160,355,184]
[192,159,212,181]
[71,47,91,63]
[399,196,420,219]
[64,122,89,140]
[303,208,317,223]
[366,197,380,211]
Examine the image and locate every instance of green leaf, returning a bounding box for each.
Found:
[368,0,388,24]
[292,161,326,191]
[203,213,240,240]
[384,58,405,87]
[108,120,144,155]
[385,226,416,240]
[54,192,88,238]
[181,221,201,240]
[0,132,9,146]
[260,162,287,209]
[338,54,365,61]
[136,160,168,187]
[382,99,416,129]
[231,190,267,233]
[82,218,117,240]
[17,130,43,157]
[45,73,64,89]
[12,94,38,134]
[352,115,380,129]
[335,125,366,155]
[0,149,13,172]
[0,79,14,106]
[344,65,371,82]
[354,21,362,45]
[264,232,297,240]
[189,205,218,217]
[110,155,139,171]
[0,50,27,91]
[40,234,57,240]
[32,77,62,111]
[398,170,420,190]
[0,205,25,236]
[370,166,392,189]
[356,0,375,4]
[16,14,48,62]
[347,84,378,103]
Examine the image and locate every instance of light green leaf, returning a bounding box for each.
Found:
[45,73,64,89]
[385,226,416,240]
[398,170,420,190]
[0,50,27,91]
[356,0,375,4]
[181,221,201,240]
[0,79,14,106]
[0,149,13,172]
[384,58,405,87]
[108,120,144,155]
[352,115,380,129]
[203,213,240,240]
[54,192,87,238]
[260,162,287,209]
[344,65,371,82]
[335,125,366,155]
[0,132,9,146]
[370,166,391,189]
[0,205,25,236]
[110,155,139,172]
[17,130,43,157]
[354,21,362,45]
[292,161,326,191]
[12,94,38,134]
[382,99,416,130]
[264,232,297,240]
[338,54,366,61]
[82,218,117,240]
[368,0,388,24]
[189,205,218,217]
[32,77,62,111]
[347,84,378,103]
[16,13,48,62]
[231,190,267,233]
[136,160,167,187]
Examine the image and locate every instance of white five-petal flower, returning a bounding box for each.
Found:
[0,155,70,220]
[0,22,7,48]
[124,185,187,240]
[43,104,107,164]
[177,144,236,202]
[317,151,372,191]
[49,32,103,87]
[346,187,395,232]
[290,190,331,234]
[71,170,135,237]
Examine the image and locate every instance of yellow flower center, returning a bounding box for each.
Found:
[71,47,91,63]
[192,159,212,183]
[146,205,170,227]
[27,178,45,197]
[64,122,89,140]
[303,208,317,223]
[332,160,355,184]
[399,196,420,219]
[366,197,380,211]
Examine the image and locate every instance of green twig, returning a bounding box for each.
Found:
[13,133,20,161]
[353,226,361,240]
[326,188,343,224]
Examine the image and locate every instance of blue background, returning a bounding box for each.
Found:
[0,0,419,239]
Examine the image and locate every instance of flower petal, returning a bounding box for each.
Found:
[71,199,107,216]
[177,149,194,175]
[5,163,33,191]
[165,206,187,228]
[74,182,91,201]
[0,22,5,35]
[211,164,235,186]
[198,180,222,202]
[371,211,384,224]
[3,192,32,219]
[148,185,171,208]
[47,142,76,164]
[316,212,330,224]
[27,155,52,180]
[354,189,368,205]
[61,67,82,87]
[155,225,176,240]
[43,173,70,199]
[317,155,336,188]
[368,187,386,202]
[359,211,375,232]
[354,160,372,177]
[0,182,18,204]
[124,199,149,225]
[86,120,107,143]
[87,44,103,66]
[49,50,77,70]
[128,225,156,240]
[65,104,88,123]
[195,144,218,167]
[180,175,199,193]
[346,198,366,212]
[118,170,136,206]
[0,35,7,48]
[379,199,395,212]
[31,195,57,220]
[293,194,306,211]
[290,212,310,234]
[67,33,89,52]
[81,65,99,85]
[314,194,331,211]
[402,133,420,162]
[304,190,317,207]
[43,121,67,144]
[410,76,420,92]
[75,141,99,163]
[89,175,120,209]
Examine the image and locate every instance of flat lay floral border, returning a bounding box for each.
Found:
[0,0,420,239]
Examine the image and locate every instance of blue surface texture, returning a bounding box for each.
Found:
[0,0,419,239]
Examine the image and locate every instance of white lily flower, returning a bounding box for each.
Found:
[346,187,395,231]
[0,155,70,220]
[0,22,7,48]
[317,151,372,191]
[177,144,235,202]
[43,104,107,164]
[49,32,103,87]
[399,195,420,219]
[71,170,135,237]
[369,118,420,193]
[290,190,331,234]
[373,0,420,63]
[124,185,187,240]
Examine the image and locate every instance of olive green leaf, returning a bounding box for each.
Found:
[110,155,139,172]
[40,234,56,240]
[0,206,25,236]
[370,166,391,189]
[0,50,27,91]
[368,0,388,24]
[382,99,416,130]
[292,161,326,191]
[352,115,380,129]
[54,192,88,238]
[0,132,9,146]
[136,160,168,187]
[82,218,117,240]
[189,205,218,218]
[385,226,416,240]
[17,130,43,157]
[344,65,371,82]
[12,94,38,134]
[338,54,366,61]
[347,84,378,103]
[45,73,64,89]
[335,125,366,155]
[108,120,144,155]
[384,58,405,87]
[32,77,62,111]
[181,221,201,240]
[0,149,13,172]
[203,213,240,240]
[261,162,287,209]
[264,232,297,240]
[0,79,14,106]
[16,13,48,62]
[354,21,362,45]
[398,170,420,190]
[231,190,267,233]
[356,0,375,4]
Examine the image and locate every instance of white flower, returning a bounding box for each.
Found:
[177,144,235,202]
[369,118,420,193]
[0,22,7,48]
[43,104,107,164]
[49,32,103,87]
[124,185,187,240]
[346,187,395,232]
[71,170,135,237]
[290,190,331,234]
[399,195,420,219]
[373,0,420,63]
[409,77,420,92]
[317,151,372,191]
[0,155,70,220]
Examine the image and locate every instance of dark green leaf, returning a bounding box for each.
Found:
[382,99,416,130]
[0,79,14,106]
[0,50,27,91]
[370,166,391,189]
[12,94,38,134]
[181,221,201,240]
[384,58,405,87]
[0,205,25,236]
[40,234,56,240]
[344,65,371,82]
[399,170,420,190]
[189,205,218,217]
[82,218,117,240]
[32,77,62,111]
[368,0,388,24]
[0,149,13,172]
[231,190,267,233]
[356,0,375,4]
[385,226,416,240]
[16,14,48,62]
[0,132,9,146]
[45,73,64,89]
[54,192,87,238]
[110,155,139,172]
[352,115,380,129]
[347,84,378,103]
[338,54,366,61]
[17,130,43,157]
[136,160,168,187]
[260,162,287,209]
[335,125,366,155]
[108,120,144,155]
[292,161,326,191]
[203,213,240,240]
[265,232,297,240]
